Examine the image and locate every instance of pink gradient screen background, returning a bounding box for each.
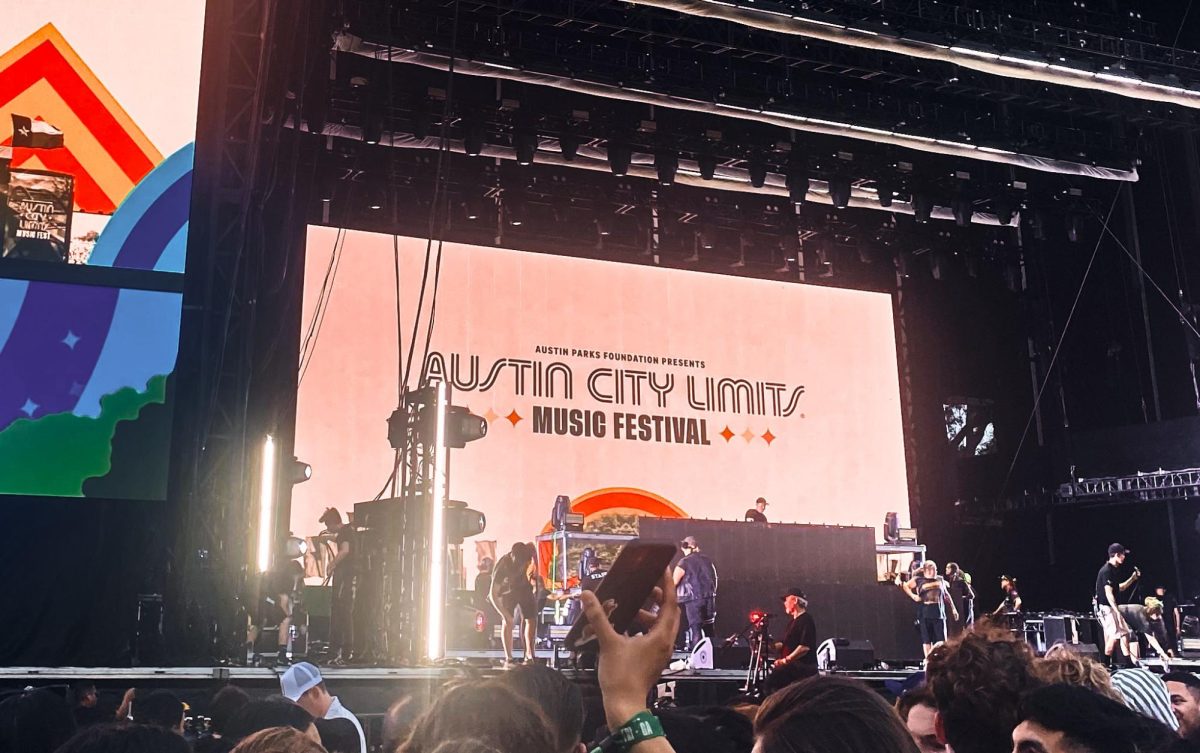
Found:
[294,227,910,572]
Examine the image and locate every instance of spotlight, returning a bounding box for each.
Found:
[289,457,312,485]
[283,536,308,559]
[362,114,383,146]
[747,153,767,188]
[1067,213,1082,243]
[607,142,631,176]
[829,176,851,209]
[463,194,483,221]
[697,152,717,180]
[786,169,810,203]
[445,500,487,545]
[503,191,525,226]
[366,182,386,212]
[952,198,974,227]
[655,149,678,185]
[514,128,537,166]
[256,435,278,573]
[749,609,767,625]
[994,199,1014,226]
[912,192,933,224]
[464,121,485,157]
[876,180,895,208]
[559,130,579,162]
[446,405,488,448]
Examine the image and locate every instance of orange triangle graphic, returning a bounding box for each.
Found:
[0,24,162,214]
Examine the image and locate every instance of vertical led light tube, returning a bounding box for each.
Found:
[256,435,278,573]
[426,381,449,660]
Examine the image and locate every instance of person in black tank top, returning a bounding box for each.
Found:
[490,542,538,666]
[901,560,958,659]
[673,536,718,650]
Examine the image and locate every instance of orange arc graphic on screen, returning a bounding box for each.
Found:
[0,23,162,213]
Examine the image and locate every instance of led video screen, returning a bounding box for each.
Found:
[295,227,911,578]
[0,3,204,499]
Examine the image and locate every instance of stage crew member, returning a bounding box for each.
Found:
[767,587,818,692]
[992,574,1023,616]
[902,560,958,658]
[490,541,539,667]
[1096,542,1140,667]
[320,508,356,665]
[744,497,769,523]
[674,536,718,651]
[944,562,976,638]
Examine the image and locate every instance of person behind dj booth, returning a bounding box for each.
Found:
[766,587,818,693]
[320,507,357,665]
[744,497,769,523]
[566,557,607,625]
[674,536,718,651]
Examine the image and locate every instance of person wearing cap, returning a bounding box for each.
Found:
[673,536,718,651]
[992,574,1023,616]
[1096,542,1140,668]
[767,588,817,692]
[280,662,366,753]
[744,497,768,523]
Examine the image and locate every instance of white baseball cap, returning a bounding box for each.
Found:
[280,661,323,701]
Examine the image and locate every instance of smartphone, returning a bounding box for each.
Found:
[563,540,677,651]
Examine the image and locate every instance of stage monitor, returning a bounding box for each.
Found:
[294,228,911,576]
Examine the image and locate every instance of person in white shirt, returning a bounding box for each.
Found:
[280,662,366,753]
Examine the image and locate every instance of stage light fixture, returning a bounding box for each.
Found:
[446,405,488,448]
[514,128,537,166]
[256,435,278,574]
[559,130,579,162]
[464,121,485,157]
[875,181,895,208]
[912,192,933,224]
[290,457,312,485]
[655,149,678,185]
[608,143,632,176]
[952,198,974,227]
[697,153,717,180]
[283,536,308,559]
[463,195,483,221]
[829,177,852,209]
[1067,213,1082,243]
[362,114,383,146]
[426,381,449,661]
[503,191,525,226]
[747,154,767,188]
[595,218,611,237]
[366,182,386,212]
[445,500,487,545]
[994,199,1015,226]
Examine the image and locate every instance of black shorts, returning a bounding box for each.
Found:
[918,605,945,644]
[494,589,537,621]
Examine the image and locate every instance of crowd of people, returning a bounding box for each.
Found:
[2,567,1199,753]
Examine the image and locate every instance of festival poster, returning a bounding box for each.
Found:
[4,168,73,262]
[295,227,912,582]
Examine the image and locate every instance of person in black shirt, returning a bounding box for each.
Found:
[490,541,538,666]
[767,587,818,692]
[674,536,719,650]
[944,562,976,638]
[902,560,958,658]
[744,497,768,523]
[992,574,1023,616]
[321,507,356,664]
[1095,542,1140,666]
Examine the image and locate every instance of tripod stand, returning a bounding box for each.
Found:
[740,613,772,699]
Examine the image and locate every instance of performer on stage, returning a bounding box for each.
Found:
[944,562,976,638]
[320,507,356,665]
[902,560,958,658]
[767,588,818,692]
[1118,598,1173,668]
[566,557,607,624]
[674,536,718,650]
[1095,542,1140,668]
[992,575,1023,616]
[490,542,538,667]
[744,497,769,523]
[1154,585,1183,656]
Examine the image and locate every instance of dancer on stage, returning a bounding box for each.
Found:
[674,536,718,650]
[902,560,958,658]
[490,541,538,667]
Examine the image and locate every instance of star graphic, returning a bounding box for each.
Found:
[483,408,499,424]
[20,398,39,417]
[17,126,29,137]
[719,426,734,443]
[762,429,776,446]
[741,428,755,443]
[62,330,80,349]
[506,410,523,426]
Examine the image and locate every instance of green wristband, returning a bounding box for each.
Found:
[590,711,665,753]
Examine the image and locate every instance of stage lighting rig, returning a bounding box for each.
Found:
[559,129,580,162]
[464,120,485,157]
[514,127,537,166]
[289,457,312,485]
[828,176,852,209]
[608,142,632,176]
[697,152,718,181]
[655,149,678,186]
[747,153,768,188]
[445,500,487,545]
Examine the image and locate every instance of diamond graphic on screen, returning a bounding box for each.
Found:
[762,429,776,446]
[20,398,39,417]
[62,330,80,349]
[741,428,755,443]
[719,426,734,442]
[506,410,523,426]
[483,407,498,424]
